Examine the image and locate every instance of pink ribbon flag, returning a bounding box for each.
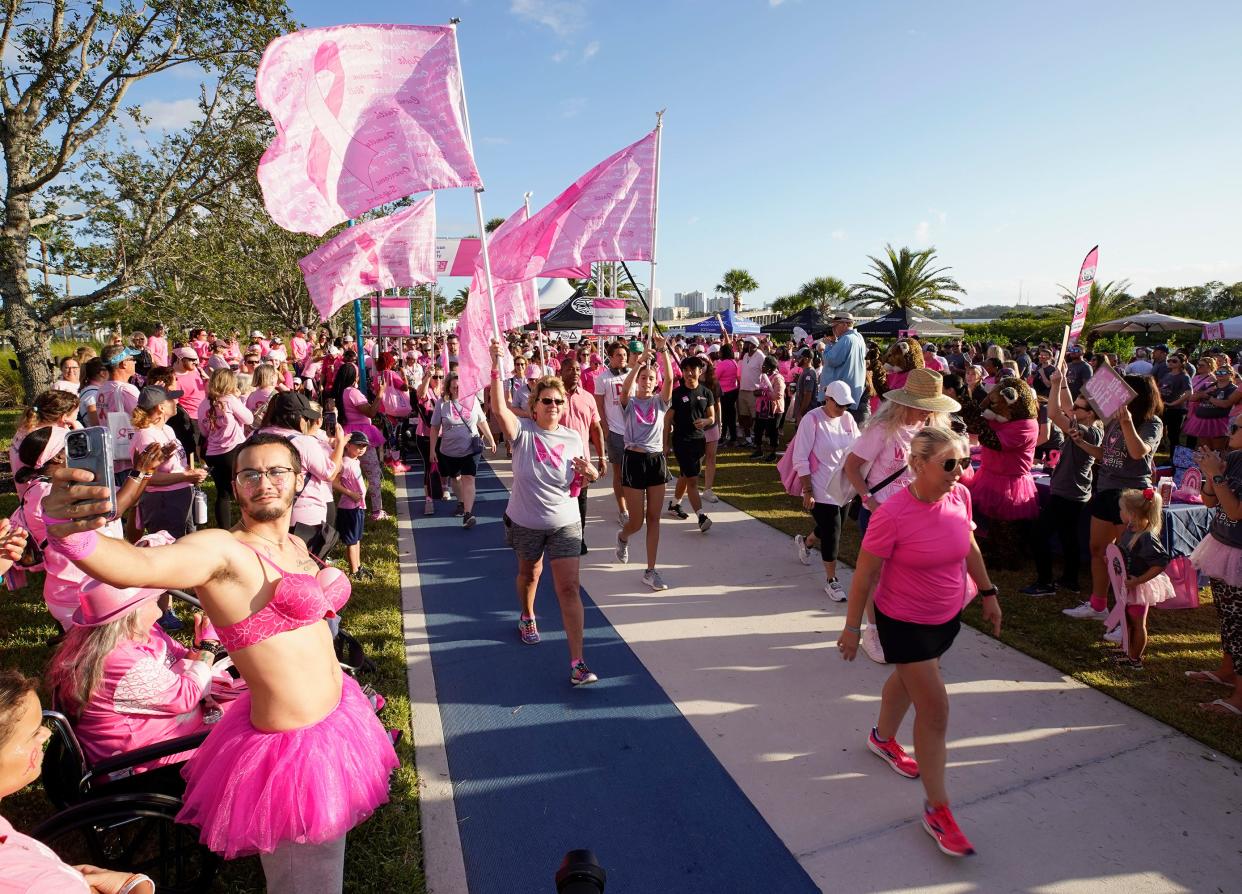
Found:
[1068,245,1099,345]
[486,129,658,284]
[256,24,482,236]
[298,196,437,320]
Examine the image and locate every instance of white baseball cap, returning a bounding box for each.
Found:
[823,380,854,407]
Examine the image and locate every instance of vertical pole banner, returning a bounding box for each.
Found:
[1068,245,1099,346]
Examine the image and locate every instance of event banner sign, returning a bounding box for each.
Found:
[1067,245,1099,345]
[1082,361,1136,422]
[436,238,480,277]
[1204,322,1225,340]
[370,296,413,336]
[592,298,628,335]
[298,195,436,320]
[256,24,481,236]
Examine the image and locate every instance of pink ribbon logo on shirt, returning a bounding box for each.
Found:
[633,403,656,425]
[533,438,566,468]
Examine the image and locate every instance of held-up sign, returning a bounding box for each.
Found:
[1082,361,1137,422]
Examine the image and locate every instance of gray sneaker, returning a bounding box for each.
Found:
[824,578,847,602]
[615,533,629,563]
[642,569,668,591]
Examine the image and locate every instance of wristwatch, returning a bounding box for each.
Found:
[1213,474,1226,485]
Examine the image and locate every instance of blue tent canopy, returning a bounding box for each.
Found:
[684,309,760,335]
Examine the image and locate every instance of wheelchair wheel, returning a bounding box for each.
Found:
[33,792,220,894]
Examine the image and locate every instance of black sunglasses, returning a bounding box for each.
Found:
[1073,402,1092,411]
[942,457,971,472]
[539,397,566,406]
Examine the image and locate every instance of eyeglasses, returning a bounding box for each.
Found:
[539,397,566,406]
[941,457,971,472]
[431,375,444,380]
[1231,423,1242,434]
[235,467,295,488]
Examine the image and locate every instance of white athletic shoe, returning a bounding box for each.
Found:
[618,509,629,527]
[615,533,629,564]
[1103,626,1123,644]
[642,569,668,591]
[703,488,719,503]
[1062,601,1109,621]
[825,578,847,602]
[861,625,887,664]
[794,534,812,566]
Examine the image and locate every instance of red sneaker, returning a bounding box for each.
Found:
[867,728,919,778]
[922,803,975,857]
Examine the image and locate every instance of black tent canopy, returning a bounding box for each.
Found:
[854,308,964,338]
[526,284,643,332]
[759,306,837,335]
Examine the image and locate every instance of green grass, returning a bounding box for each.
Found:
[709,432,1242,763]
[0,409,424,893]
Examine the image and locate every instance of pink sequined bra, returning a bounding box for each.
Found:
[216,542,351,653]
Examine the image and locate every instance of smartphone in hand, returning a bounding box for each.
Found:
[322,410,337,432]
[64,427,118,520]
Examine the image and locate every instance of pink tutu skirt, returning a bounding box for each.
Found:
[1129,573,1176,606]
[1182,412,1229,438]
[1191,534,1242,588]
[968,473,1039,521]
[177,675,399,858]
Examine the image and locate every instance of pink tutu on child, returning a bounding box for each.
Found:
[1190,534,1242,588]
[968,473,1039,521]
[177,674,399,859]
[1128,572,1177,606]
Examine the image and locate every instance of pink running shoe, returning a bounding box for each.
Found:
[922,803,975,857]
[518,617,540,645]
[867,728,919,778]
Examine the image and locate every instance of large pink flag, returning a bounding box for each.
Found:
[256,24,481,236]
[487,130,657,283]
[1068,245,1099,345]
[298,196,437,320]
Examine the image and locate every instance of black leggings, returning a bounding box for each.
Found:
[721,390,739,442]
[754,416,779,451]
[1031,494,1086,587]
[811,502,845,562]
[204,448,238,528]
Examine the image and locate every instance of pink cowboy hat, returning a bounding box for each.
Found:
[73,578,165,627]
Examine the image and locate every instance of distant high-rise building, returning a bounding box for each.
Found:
[707,295,729,313]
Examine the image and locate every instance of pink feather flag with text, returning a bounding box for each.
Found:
[255,24,481,236]
[298,196,437,320]
[486,129,658,284]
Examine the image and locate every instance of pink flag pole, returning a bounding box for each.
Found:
[646,110,665,349]
[448,20,502,354]
[523,190,546,370]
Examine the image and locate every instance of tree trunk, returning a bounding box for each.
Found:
[0,191,55,402]
[733,295,742,313]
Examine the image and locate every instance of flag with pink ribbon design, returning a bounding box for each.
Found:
[298,196,437,320]
[486,129,658,284]
[256,24,482,236]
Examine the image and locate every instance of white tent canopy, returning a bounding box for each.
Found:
[1090,311,1205,334]
[538,278,575,310]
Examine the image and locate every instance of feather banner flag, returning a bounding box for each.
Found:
[256,24,481,236]
[1068,245,1099,346]
[486,129,657,284]
[298,196,437,320]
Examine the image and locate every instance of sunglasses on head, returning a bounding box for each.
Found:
[539,397,566,406]
[941,457,971,472]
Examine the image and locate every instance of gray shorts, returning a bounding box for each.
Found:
[738,389,757,418]
[606,430,625,465]
[508,519,583,563]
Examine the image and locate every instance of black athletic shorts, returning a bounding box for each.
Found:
[672,438,705,479]
[622,449,668,490]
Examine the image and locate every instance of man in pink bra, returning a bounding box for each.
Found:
[39,433,398,893]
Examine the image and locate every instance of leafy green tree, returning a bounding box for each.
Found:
[715,268,759,313]
[485,217,505,234]
[0,0,293,400]
[1053,278,1138,343]
[852,244,966,314]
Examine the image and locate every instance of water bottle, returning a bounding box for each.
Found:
[568,470,584,499]
[192,488,208,526]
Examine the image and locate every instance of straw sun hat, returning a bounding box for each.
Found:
[884,368,960,413]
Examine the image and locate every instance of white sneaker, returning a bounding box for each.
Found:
[618,509,629,527]
[861,625,887,664]
[1103,626,1123,644]
[1062,601,1109,621]
[615,533,629,564]
[794,534,812,566]
[703,489,719,503]
[642,569,668,591]
[825,578,847,602]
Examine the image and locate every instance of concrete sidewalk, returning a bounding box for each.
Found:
[403,460,1240,893]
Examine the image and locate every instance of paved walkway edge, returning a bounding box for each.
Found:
[396,473,469,894]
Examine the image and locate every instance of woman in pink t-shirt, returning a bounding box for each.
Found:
[837,427,1002,860]
[198,369,254,528]
[130,385,208,539]
[714,343,741,444]
[331,362,387,519]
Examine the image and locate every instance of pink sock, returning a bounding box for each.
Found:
[521,614,534,621]
[1089,593,1108,612]
[570,657,582,668]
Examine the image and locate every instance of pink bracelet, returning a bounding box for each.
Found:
[490,369,501,381]
[44,519,99,560]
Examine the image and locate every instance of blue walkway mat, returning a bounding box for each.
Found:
[405,459,820,893]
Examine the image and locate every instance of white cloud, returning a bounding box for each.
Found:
[914,221,931,243]
[560,97,586,118]
[582,40,599,61]
[831,229,847,241]
[550,49,569,63]
[140,98,200,130]
[510,0,587,37]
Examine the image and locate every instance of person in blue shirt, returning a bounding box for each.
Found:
[819,311,868,424]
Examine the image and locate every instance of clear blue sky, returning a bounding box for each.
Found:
[137,0,1242,309]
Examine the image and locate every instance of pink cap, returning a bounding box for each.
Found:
[73,578,165,627]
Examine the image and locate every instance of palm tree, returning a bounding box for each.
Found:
[852,244,966,314]
[716,268,759,313]
[1054,278,1138,345]
[485,217,506,234]
[769,276,853,317]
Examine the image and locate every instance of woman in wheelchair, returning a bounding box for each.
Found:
[46,577,243,773]
[42,433,398,894]
[1,668,156,894]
